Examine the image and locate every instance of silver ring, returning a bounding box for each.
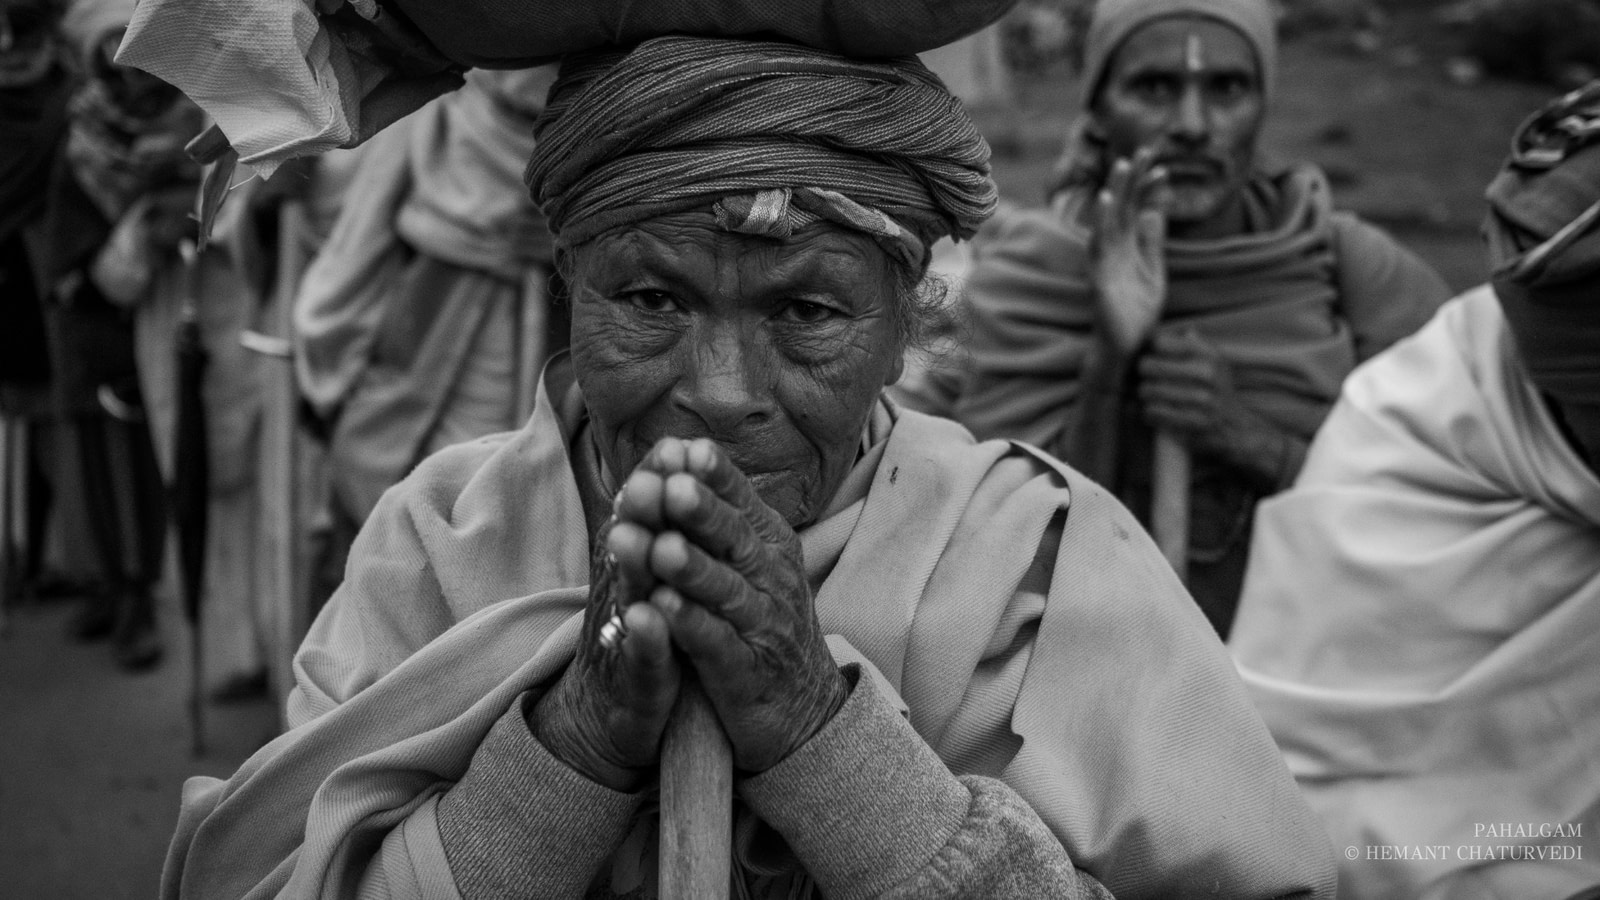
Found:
[597,612,627,651]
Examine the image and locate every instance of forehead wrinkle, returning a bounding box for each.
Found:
[590,226,720,298]
[743,240,875,294]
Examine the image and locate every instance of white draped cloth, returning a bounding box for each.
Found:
[1231,285,1600,899]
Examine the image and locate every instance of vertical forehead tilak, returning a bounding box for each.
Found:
[1185,32,1205,73]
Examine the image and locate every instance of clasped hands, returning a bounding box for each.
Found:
[530,437,847,791]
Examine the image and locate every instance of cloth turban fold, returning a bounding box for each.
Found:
[1485,80,1600,407]
[524,36,998,269]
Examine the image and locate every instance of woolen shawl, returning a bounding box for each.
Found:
[160,361,1333,899]
[955,163,1447,454]
[1231,286,1600,898]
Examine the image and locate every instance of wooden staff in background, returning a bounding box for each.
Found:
[1150,431,1190,581]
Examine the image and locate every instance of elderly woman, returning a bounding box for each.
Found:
[161,37,1335,899]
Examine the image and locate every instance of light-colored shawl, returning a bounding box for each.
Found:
[294,67,551,420]
[161,362,1334,899]
[1231,285,1600,899]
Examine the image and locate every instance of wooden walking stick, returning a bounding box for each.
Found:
[658,677,733,900]
[238,199,310,717]
[172,238,210,756]
[1151,430,1191,581]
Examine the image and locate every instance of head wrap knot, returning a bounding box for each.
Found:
[1484,80,1600,407]
[524,36,997,268]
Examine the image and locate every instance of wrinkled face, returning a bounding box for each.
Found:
[566,212,906,527]
[1093,16,1265,227]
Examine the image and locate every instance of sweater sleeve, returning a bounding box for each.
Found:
[1330,213,1453,363]
[740,666,1112,900]
[430,695,646,899]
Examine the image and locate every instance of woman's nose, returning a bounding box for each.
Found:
[674,327,775,436]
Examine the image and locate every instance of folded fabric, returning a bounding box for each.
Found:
[116,0,464,176]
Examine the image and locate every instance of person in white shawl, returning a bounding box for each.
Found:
[294,66,559,532]
[1230,82,1600,899]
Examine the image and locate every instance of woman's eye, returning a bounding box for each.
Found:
[783,301,838,324]
[623,290,676,313]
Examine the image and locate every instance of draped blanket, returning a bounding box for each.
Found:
[162,365,1333,899]
[1231,286,1600,899]
[115,0,1014,175]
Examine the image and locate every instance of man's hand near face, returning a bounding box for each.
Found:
[1089,145,1170,361]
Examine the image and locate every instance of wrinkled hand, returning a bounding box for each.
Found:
[1138,328,1267,459]
[638,438,847,774]
[1090,145,1171,358]
[530,438,847,788]
[528,464,682,790]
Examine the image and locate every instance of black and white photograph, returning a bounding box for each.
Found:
[1,0,1596,896]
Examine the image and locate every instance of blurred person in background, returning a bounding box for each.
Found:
[56,0,277,693]
[293,66,560,608]
[1231,82,1600,899]
[947,0,1451,636]
[27,0,190,669]
[0,0,72,604]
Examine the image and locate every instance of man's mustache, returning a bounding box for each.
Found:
[1155,155,1227,179]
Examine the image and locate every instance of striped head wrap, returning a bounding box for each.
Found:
[524,36,997,270]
